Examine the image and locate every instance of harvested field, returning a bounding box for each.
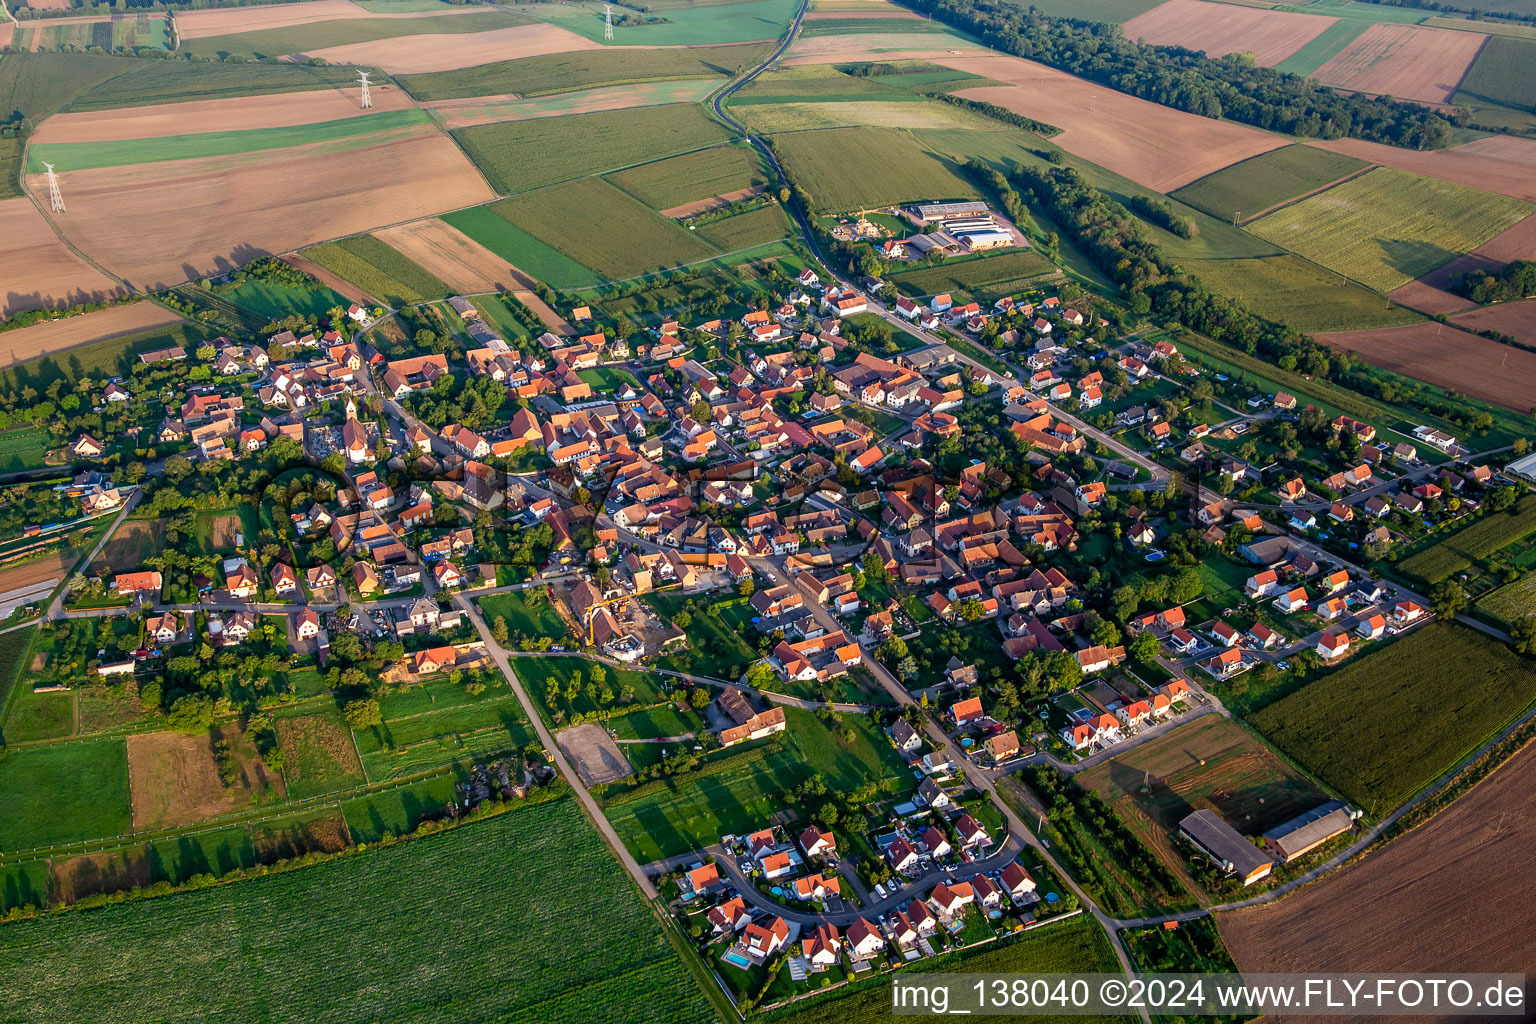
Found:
[98,518,163,569]
[1123,0,1339,67]
[1451,300,1536,344]
[126,726,279,831]
[1314,22,1487,105]
[0,302,183,371]
[782,30,988,64]
[1317,320,1536,412]
[296,22,598,74]
[374,218,537,295]
[942,54,1286,191]
[428,78,717,129]
[0,198,125,318]
[1221,742,1536,988]
[1389,212,1536,315]
[175,0,472,39]
[557,722,634,786]
[32,86,417,145]
[33,128,493,292]
[661,186,767,219]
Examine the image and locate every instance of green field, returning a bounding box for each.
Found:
[1397,497,1536,585]
[729,64,914,104]
[494,177,719,279]
[606,143,767,210]
[1456,36,1536,112]
[1179,255,1423,331]
[28,108,429,174]
[275,711,366,800]
[398,43,769,101]
[0,797,715,1024]
[521,0,796,44]
[441,205,603,289]
[3,686,74,743]
[1251,624,1536,815]
[0,52,144,195]
[576,365,643,392]
[452,103,735,194]
[218,278,351,321]
[799,16,959,36]
[1477,573,1536,629]
[301,234,452,308]
[1247,167,1532,292]
[430,78,719,127]
[0,739,131,851]
[771,125,977,211]
[478,589,570,640]
[342,773,462,841]
[1272,17,1373,76]
[1171,144,1370,223]
[889,248,1058,302]
[693,203,794,250]
[0,426,53,473]
[16,14,172,53]
[64,60,384,111]
[180,9,529,58]
[0,625,37,730]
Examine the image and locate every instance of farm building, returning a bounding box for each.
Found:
[1179,809,1273,886]
[1262,801,1358,862]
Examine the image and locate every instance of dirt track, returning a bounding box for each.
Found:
[0,198,126,318]
[1221,742,1536,1009]
[1315,22,1487,104]
[1124,0,1337,67]
[34,126,493,291]
[1388,212,1536,315]
[943,54,1287,192]
[1316,320,1536,411]
[0,301,184,371]
[295,21,599,73]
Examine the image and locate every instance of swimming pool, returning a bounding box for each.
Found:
[721,950,753,970]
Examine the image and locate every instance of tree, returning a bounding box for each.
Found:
[1429,580,1467,619]
[689,686,712,710]
[738,577,756,598]
[492,615,509,645]
[1510,617,1536,656]
[166,694,214,734]
[1128,629,1160,664]
[343,698,382,729]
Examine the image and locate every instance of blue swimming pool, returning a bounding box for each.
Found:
[721,951,753,970]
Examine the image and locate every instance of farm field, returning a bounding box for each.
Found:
[1315,319,1536,413]
[607,144,767,211]
[180,9,528,59]
[1170,144,1368,223]
[441,205,603,289]
[63,60,376,111]
[1390,211,1536,315]
[295,21,599,75]
[996,0,1162,19]
[452,103,735,195]
[173,0,460,38]
[0,301,184,370]
[781,28,987,65]
[1122,0,1339,66]
[1313,22,1486,105]
[770,125,977,211]
[274,710,366,799]
[396,43,769,101]
[692,204,794,251]
[1245,166,1531,293]
[1220,742,1536,981]
[521,0,798,45]
[1308,135,1536,205]
[1478,574,1536,629]
[35,126,493,292]
[1272,16,1374,77]
[428,78,718,129]
[1451,299,1536,344]
[1078,716,1327,898]
[14,13,172,53]
[301,234,452,307]
[0,797,716,1024]
[373,218,536,295]
[1449,35,1536,113]
[493,177,719,279]
[729,63,922,103]
[1249,624,1536,816]
[942,54,1287,192]
[0,739,131,851]
[0,197,126,318]
[1395,496,1536,585]
[889,248,1058,303]
[1180,256,1421,331]
[739,96,1002,133]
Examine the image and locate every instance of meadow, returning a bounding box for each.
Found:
[1456,36,1536,112]
[1396,496,1536,585]
[606,144,767,210]
[180,9,529,58]
[274,710,366,800]
[0,797,716,1024]
[301,234,452,308]
[771,125,977,211]
[26,108,430,173]
[693,204,794,251]
[494,178,719,280]
[1171,144,1369,223]
[0,739,131,851]
[397,43,768,100]
[1247,167,1533,292]
[1250,624,1536,815]
[63,60,379,111]
[452,103,736,195]
[889,248,1057,302]
[1180,255,1422,331]
[218,277,350,321]
[441,205,603,289]
[0,426,53,472]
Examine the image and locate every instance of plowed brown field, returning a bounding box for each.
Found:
[1316,320,1536,411]
[175,0,479,40]
[1124,0,1337,66]
[1221,743,1536,1001]
[32,127,493,291]
[1310,136,1536,204]
[1452,300,1536,344]
[1389,212,1536,315]
[1315,22,1487,104]
[0,198,125,318]
[294,21,598,73]
[33,86,416,144]
[0,301,183,370]
[374,218,536,295]
[943,54,1286,191]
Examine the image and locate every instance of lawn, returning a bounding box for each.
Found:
[577,365,642,392]
[396,43,767,101]
[494,177,720,280]
[341,772,462,842]
[1457,36,1536,113]
[770,125,978,212]
[512,656,673,727]
[889,248,1057,302]
[1179,255,1422,331]
[478,588,569,642]
[441,205,602,290]
[1171,144,1370,223]
[218,278,350,322]
[27,108,430,174]
[3,685,74,743]
[1246,166,1532,292]
[451,103,736,194]
[179,9,529,58]
[644,591,759,681]
[1397,496,1536,585]
[693,203,794,251]
[64,60,370,111]
[0,796,715,1024]
[0,739,131,851]
[1251,623,1536,815]
[605,143,768,211]
[0,426,52,472]
[301,234,452,308]
[608,703,701,740]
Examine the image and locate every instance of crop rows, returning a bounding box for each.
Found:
[1398,497,1536,584]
